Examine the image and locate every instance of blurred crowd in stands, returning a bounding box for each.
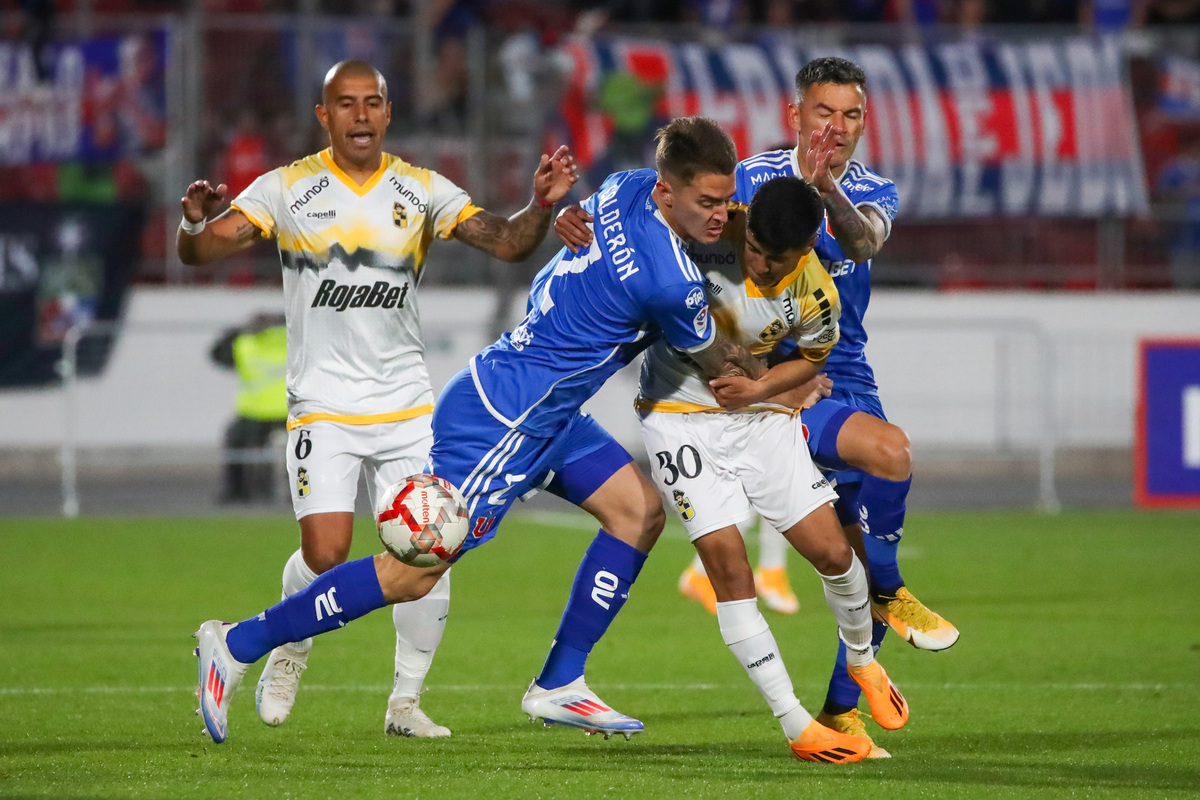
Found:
[12,0,1200,26]
[7,0,1200,288]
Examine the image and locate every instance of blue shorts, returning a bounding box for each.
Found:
[428,370,633,561]
[802,387,887,524]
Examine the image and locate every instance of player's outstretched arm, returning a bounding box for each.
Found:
[806,124,887,263]
[454,146,579,262]
[177,180,262,266]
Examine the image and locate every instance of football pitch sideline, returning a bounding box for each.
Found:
[0,510,1197,799]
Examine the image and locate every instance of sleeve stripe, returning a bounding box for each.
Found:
[856,201,894,239]
[229,203,273,237]
[741,150,790,169]
[844,161,888,187]
[667,231,702,283]
[680,321,717,353]
[454,203,483,228]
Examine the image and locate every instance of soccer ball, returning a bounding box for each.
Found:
[376,474,469,567]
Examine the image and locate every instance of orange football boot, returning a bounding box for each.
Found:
[789,718,872,764]
[678,565,717,615]
[754,567,800,615]
[847,660,908,730]
[872,587,959,651]
[816,708,891,759]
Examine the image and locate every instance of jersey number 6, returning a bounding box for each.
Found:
[294,429,312,460]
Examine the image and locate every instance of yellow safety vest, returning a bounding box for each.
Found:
[232,326,288,421]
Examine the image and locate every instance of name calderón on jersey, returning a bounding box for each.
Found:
[231,149,481,421]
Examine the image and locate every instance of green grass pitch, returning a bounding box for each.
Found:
[1,509,1198,799]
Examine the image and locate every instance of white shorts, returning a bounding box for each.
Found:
[285,415,434,520]
[639,410,838,542]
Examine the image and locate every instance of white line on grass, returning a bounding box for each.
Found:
[0,681,1189,696]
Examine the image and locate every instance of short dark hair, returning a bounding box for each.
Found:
[795,57,867,102]
[747,177,823,254]
[654,116,737,185]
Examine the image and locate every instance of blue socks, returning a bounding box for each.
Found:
[225,556,386,664]
[536,530,647,689]
[822,474,912,712]
[857,474,911,595]
[823,620,888,714]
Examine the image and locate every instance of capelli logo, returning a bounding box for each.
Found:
[307,209,336,220]
[746,652,776,669]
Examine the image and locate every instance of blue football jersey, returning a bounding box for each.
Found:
[734,149,899,394]
[470,169,715,437]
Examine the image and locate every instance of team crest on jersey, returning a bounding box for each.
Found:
[758,318,785,341]
[692,306,709,337]
[393,202,409,229]
[296,467,310,498]
[510,323,533,351]
[672,490,694,521]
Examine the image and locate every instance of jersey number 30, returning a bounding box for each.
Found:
[655,445,702,486]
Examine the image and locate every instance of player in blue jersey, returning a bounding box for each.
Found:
[193,116,772,745]
[730,56,960,754]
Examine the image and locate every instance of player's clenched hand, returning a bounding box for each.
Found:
[533,145,579,206]
[554,204,593,253]
[804,123,841,195]
[709,375,767,411]
[181,180,228,223]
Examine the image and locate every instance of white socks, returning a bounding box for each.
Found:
[390,569,451,701]
[716,598,812,739]
[280,548,319,653]
[816,557,873,666]
[756,518,788,570]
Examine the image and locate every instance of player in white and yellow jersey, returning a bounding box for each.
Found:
[177,60,577,739]
[636,177,907,763]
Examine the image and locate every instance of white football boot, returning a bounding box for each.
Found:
[255,643,309,726]
[384,695,452,738]
[520,677,644,740]
[194,620,250,744]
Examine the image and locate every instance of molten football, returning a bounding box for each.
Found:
[376,474,469,567]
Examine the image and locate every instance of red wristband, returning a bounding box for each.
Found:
[533,191,554,209]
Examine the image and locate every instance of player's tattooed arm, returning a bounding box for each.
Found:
[456,145,579,262]
[805,122,886,263]
[454,206,553,263]
[177,179,263,266]
[822,188,887,263]
[688,331,766,383]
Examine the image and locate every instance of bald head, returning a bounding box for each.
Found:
[315,59,392,171]
[322,60,387,106]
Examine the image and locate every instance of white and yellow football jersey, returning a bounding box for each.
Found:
[637,215,840,414]
[231,149,481,427]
